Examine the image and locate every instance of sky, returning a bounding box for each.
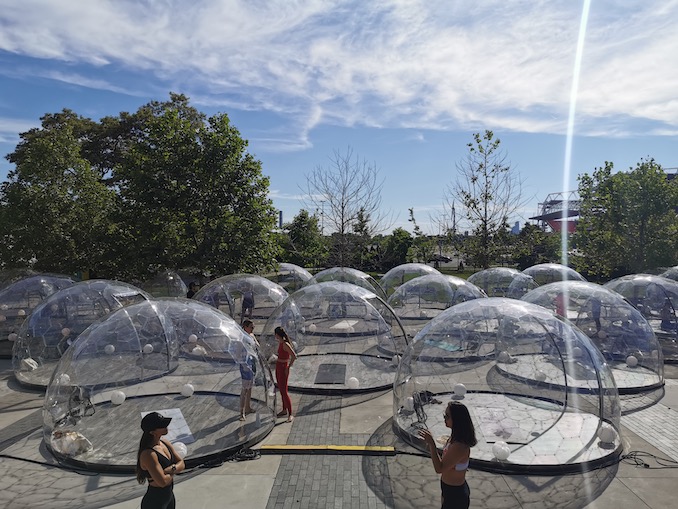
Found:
[1,0,677,235]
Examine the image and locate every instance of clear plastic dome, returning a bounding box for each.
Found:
[659,266,678,281]
[43,299,275,472]
[467,267,521,297]
[0,274,76,358]
[262,263,313,292]
[604,274,678,363]
[141,270,188,298]
[0,268,39,290]
[380,263,441,298]
[394,298,622,474]
[506,273,539,299]
[193,274,288,327]
[522,281,663,398]
[523,263,586,285]
[260,281,407,393]
[12,280,151,388]
[307,267,387,300]
[387,274,486,338]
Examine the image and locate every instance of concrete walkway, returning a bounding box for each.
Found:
[1,360,678,509]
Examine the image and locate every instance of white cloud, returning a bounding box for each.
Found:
[1,0,677,149]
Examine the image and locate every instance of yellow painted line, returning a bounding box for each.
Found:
[258,445,396,456]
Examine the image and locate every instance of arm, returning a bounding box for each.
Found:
[140,449,175,488]
[283,342,297,365]
[163,440,186,474]
[418,430,469,474]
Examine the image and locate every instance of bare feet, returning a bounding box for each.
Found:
[239,414,246,421]
[287,415,294,423]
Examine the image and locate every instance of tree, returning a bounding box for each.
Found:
[0,110,116,275]
[280,209,327,268]
[376,228,412,272]
[303,148,391,267]
[406,208,436,263]
[512,223,561,270]
[573,159,678,278]
[446,131,524,269]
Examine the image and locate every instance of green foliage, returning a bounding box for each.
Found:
[0,94,279,280]
[378,227,412,271]
[511,223,561,270]
[406,208,435,263]
[280,209,328,268]
[573,159,678,278]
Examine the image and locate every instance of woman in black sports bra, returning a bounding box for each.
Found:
[136,412,186,509]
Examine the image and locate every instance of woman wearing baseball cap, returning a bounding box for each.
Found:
[135,412,185,508]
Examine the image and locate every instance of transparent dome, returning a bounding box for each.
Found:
[307,267,387,300]
[523,263,586,285]
[659,266,678,281]
[380,263,441,298]
[141,270,188,298]
[467,267,521,297]
[0,268,39,290]
[193,274,288,328]
[12,280,151,388]
[506,273,539,299]
[262,263,313,292]
[394,298,621,474]
[387,274,486,338]
[0,274,76,358]
[260,281,407,393]
[43,299,275,472]
[522,281,663,398]
[604,274,678,363]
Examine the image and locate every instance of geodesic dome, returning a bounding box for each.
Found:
[380,263,441,298]
[307,267,387,300]
[263,263,313,292]
[260,281,407,393]
[0,274,76,358]
[523,263,586,285]
[522,281,663,396]
[43,299,275,472]
[387,274,486,338]
[193,274,288,328]
[394,298,622,474]
[604,274,678,363]
[12,280,151,389]
[467,267,521,297]
[141,270,188,298]
[659,266,678,281]
[506,273,539,299]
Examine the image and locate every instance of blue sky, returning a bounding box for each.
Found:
[1,0,677,234]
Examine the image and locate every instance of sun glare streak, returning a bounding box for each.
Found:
[562,0,591,269]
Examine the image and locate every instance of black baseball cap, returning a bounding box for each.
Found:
[141,412,172,432]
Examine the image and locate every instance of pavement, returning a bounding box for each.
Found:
[1,359,678,509]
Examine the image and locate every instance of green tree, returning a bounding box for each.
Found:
[512,223,561,270]
[573,159,678,278]
[377,228,412,272]
[447,131,524,269]
[0,110,115,275]
[406,208,435,263]
[280,209,327,268]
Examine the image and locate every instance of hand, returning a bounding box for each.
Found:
[418,428,435,445]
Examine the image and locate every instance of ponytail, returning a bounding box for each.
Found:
[135,431,154,484]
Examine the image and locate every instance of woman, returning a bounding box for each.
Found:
[274,326,297,422]
[419,401,477,509]
[136,411,186,509]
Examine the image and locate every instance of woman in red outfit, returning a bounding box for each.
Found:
[274,326,297,422]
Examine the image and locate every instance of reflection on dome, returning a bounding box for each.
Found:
[659,266,678,282]
[307,267,387,300]
[43,299,275,472]
[380,263,441,298]
[141,270,188,298]
[13,280,150,388]
[522,281,663,401]
[468,268,524,297]
[193,274,288,328]
[394,298,622,474]
[262,263,313,292]
[523,263,586,286]
[0,274,76,358]
[387,274,486,338]
[260,281,407,393]
[604,274,678,363]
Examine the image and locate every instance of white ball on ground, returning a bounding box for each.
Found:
[61,327,70,336]
[598,424,616,443]
[626,355,638,367]
[535,370,547,382]
[192,345,207,356]
[111,391,126,405]
[347,377,360,389]
[58,374,71,385]
[172,441,187,458]
[104,344,115,355]
[453,383,467,397]
[181,383,195,397]
[308,323,317,333]
[597,330,607,339]
[17,309,26,317]
[420,310,428,318]
[8,333,17,342]
[572,346,583,358]
[188,334,198,343]
[404,396,415,412]
[497,351,511,363]
[142,344,154,354]
[492,441,511,460]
